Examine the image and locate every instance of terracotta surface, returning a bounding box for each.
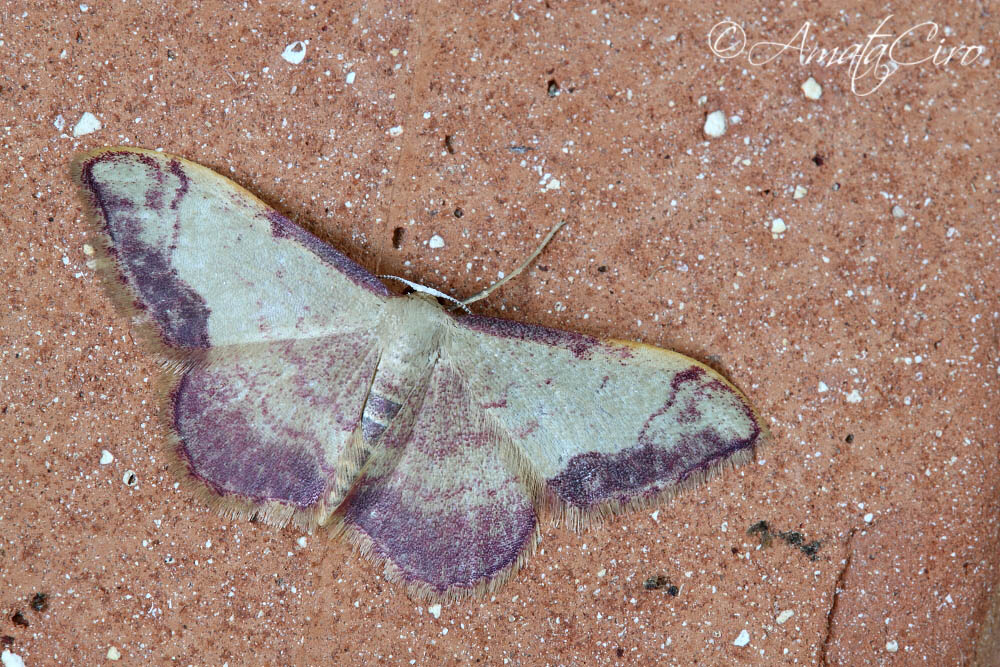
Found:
[1,1,997,665]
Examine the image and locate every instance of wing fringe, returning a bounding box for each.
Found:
[325,515,541,602]
[538,439,760,532]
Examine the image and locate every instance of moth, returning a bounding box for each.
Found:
[73,147,765,599]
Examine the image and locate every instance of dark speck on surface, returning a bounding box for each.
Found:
[30,592,48,613]
[748,520,822,560]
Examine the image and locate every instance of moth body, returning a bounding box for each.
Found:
[364,294,450,444]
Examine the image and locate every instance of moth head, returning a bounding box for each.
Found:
[378,274,471,313]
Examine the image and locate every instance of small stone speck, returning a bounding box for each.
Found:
[281,41,307,64]
[801,77,823,100]
[428,603,442,619]
[72,112,102,137]
[83,243,95,256]
[296,536,308,548]
[345,72,356,85]
[107,646,122,661]
[776,610,794,624]
[885,640,899,653]
[818,381,829,393]
[733,629,750,647]
[864,513,874,523]
[99,450,114,465]
[770,218,787,236]
[892,205,905,218]
[846,389,862,403]
[703,110,727,138]
[793,185,808,199]
[428,235,445,249]
[2,649,26,667]
[389,126,404,137]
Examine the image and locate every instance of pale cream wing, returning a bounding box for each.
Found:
[446,315,764,522]
[74,146,389,350]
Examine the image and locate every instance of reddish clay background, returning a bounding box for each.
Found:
[1,1,998,665]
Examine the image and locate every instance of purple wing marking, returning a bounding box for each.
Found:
[267,211,390,297]
[547,366,760,509]
[174,366,327,507]
[77,151,210,348]
[342,364,536,593]
[458,314,602,360]
[172,334,379,508]
[344,486,536,592]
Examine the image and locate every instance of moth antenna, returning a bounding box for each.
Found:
[377,274,472,314]
[461,219,566,307]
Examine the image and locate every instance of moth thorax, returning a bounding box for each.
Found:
[381,292,448,329]
[376,294,447,364]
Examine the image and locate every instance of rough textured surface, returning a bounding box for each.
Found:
[1,0,997,664]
